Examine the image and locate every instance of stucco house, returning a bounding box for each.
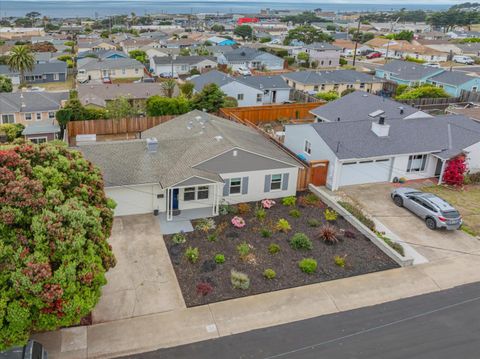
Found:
[77,58,145,82]
[0,62,67,85]
[77,39,117,54]
[150,55,217,76]
[191,70,290,106]
[218,47,284,71]
[289,42,341,68]
[333,39,372,57]
[79,110,301,218]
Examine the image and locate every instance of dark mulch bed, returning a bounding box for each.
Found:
[165,192,399,307]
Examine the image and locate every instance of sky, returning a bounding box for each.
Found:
[15,0,463,2]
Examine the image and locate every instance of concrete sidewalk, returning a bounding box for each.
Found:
[33,248,480,359]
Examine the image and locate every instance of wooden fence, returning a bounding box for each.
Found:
[67,116,174,139]
[290,89,325,104]
[219,102,322,125]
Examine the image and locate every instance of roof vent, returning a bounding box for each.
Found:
[146,137,158,153]
[399,106,404,115]
[368,109,385,118]
[214,135,223,141]
[233,150,238,157]
[371,116,390,137]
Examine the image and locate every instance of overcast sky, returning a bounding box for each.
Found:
[19,0,462,3]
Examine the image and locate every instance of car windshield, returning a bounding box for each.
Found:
[441,210,460,219]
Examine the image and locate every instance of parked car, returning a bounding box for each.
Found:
[134,77,155,83]
[237,66,252,76]
[425,62,441,68]
[391,187,462,230]
[160,71,179,79]
[366,52,382,59]
[453,55,474,65]
[0,340,48,359]
[102,77,112,84]
[26,86,45,92]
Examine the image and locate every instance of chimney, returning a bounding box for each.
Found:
[146,137,158,153]
[371,116,390,137]
[399,106,404,115]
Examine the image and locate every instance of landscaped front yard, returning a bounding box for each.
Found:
[422,184,480,237]
[165,192,398,307]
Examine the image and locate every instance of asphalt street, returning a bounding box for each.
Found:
[122,282,480,359]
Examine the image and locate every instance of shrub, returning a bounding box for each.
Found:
[255,207,267,221]
[196,282,213,296]
[261,199,276,209]
[299,258,317,274]
[303,193,319,205]
[307,218,321,227]
[316,91,339,102]
[268,243,281,254]
[172,231,187,244]
[195,218,216,232]
[318,224,339,244]
[263,269,276,279]
[338,201,376,231]
[214,253,225,264]
[237,242,251,258]
[237,203,251,214]
[282,196,297,206]
[379,234,405,256]
[324,208,338,221]
[146,96,192,116]
[231,270,250,290]
[290,233,313,250]
[261,228,272,238]
[334,255,346,268]
[207,233,218,242]
[185,247,200,263]
[443,156,467,186]
[231,216,246,228]
[219,203,229,215]
[276,218,291,232]
[289,209,301,218]
[464,172,480,184]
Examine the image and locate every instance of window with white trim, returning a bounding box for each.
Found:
[184,187,196,201]
[270,174,282,191]
[197,186,209,200]
[237,94,244,100]
[1,114,14,124]
[25,113,33,121]
[256,93,262,102]
[36,113,42,121]
[229,178,241,195]
[48,112,55,119]
[30,137,47,144]
[304,139,311,155]
[407,154,428,172]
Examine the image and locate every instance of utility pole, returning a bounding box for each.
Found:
[385,17,400,64]
[352,18,361,67]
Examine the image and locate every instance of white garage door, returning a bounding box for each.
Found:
[106,186,156,216]
[339,158,392,187]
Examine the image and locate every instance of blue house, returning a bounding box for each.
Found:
[77,50,128,60]
[207,36,237,46]
[426,71,480,97]
[375,60,444,86]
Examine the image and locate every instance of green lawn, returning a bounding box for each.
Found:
[422,185,480,237]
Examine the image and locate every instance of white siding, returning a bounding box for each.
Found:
[106,184,162,216]
[221,81,263,107]
[465,141,480,173]
[390,154,438,181]
[338,159,392,187]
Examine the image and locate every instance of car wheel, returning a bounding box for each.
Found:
[426,217,437,230]
[393,195,403,207]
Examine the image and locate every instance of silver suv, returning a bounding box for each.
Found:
[391,187,462,230]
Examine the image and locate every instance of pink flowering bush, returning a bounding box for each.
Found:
[231,216,246,228]
[261,199,276,209]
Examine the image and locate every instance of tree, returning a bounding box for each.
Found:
[234,25,253,41]
[395,84,450,100]
[0,143,116,350]
[195,47,211,56]
[0,123,24,141]
[55,108,72,139]
[179,82,195,99]
[7,45,35,86]
[179,48,191,56]
[146,96,191,116]
[161,79,177,98]
[281,11,327,24]
[284,25,333,45]
[386,30,414,42]
[25,11,41,26]
[0,75,13,93]
[128,50,148,63]
[191,83,228,112]
[211,24,225,32]
[297,51,310,63]
[105,97,137,119]
[443,156,467,186]
[316,91,340,101]
[223,96,238,108]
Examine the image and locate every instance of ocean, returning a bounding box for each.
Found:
[0,1,451,18]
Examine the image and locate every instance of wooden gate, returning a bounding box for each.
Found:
[310,160,329,186]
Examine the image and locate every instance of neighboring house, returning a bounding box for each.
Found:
[150,55,217,76]
[120,38,161,53]
[0,91,69,142]
[426,71,480,97]
[0,27,44,40]
[191,70,290,106]
[207,36,236,46]
[289,42,341,68]
[77,50,129,60]
[375,60,445,86]
[0,62,67,85]
[218,47,284,71]
[284,114,480,190]
[309,91,431,122]
[282,70,384,94]
[365,38,448,62]
[77,58,145,82]
[79,110,300,218]
[77,83,164,108]
[34,52,55,64]
[77,39,116,54]
[447,31,480,39]
[455,43,480,57]
[333,39,371,56]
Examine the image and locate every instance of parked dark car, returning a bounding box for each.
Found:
[0,340,47,359]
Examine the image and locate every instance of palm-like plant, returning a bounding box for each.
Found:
[7,45,35,86]
[161,79,177,98]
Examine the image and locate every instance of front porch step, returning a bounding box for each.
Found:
[172,209,181,216]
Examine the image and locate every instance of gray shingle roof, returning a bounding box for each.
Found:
[0,62,67,76]
[79,58,144,71]
[79,110,299,188]
[310,91,421,121]
[22,123,60,135]
[78,83,165,107]
[151,55,216,65]
[223,47,271,62]
[428,71,478,86]
[282,69,380,85]
[379,60,442,80]
[302,42,341,51]
[190,70,235,92]
[0,92,69,113]
[308,114,480,160]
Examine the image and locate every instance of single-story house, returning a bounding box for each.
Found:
[0,91,69,142]
[79,110,301,218]
[426,71,480,97]
[191,70,290,106]
[289,42,342,68]
[284,113,480,190]
[77,39,117,54]
[218,47,285,71]
[0,62,67,85]
[309,91,431,122]
[77,57,145,82]
[365,38,448,62]
[207,36,236,46]
[333,39,372,57]
[375,60,445,86]
[282,70,384,94]
[77,50,129,60]
[150,55,217,76]
[455,43,480,57]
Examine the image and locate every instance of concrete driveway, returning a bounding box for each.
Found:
[340,183,480,262]
[92,215,185,323]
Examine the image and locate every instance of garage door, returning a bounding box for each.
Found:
[339,158,392,187]
[106,186,156,216]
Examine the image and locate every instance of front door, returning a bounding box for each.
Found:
[272,90,277,103]
[434,158,443,177]
[167,189,179,210]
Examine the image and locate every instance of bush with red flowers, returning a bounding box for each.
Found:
[0,142,116,350]
[443,156,467,186]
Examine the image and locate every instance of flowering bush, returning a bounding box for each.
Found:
[261,199,276,209]
[443,156,467,186]
[231,216,246,228]
[0,142,116,350]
